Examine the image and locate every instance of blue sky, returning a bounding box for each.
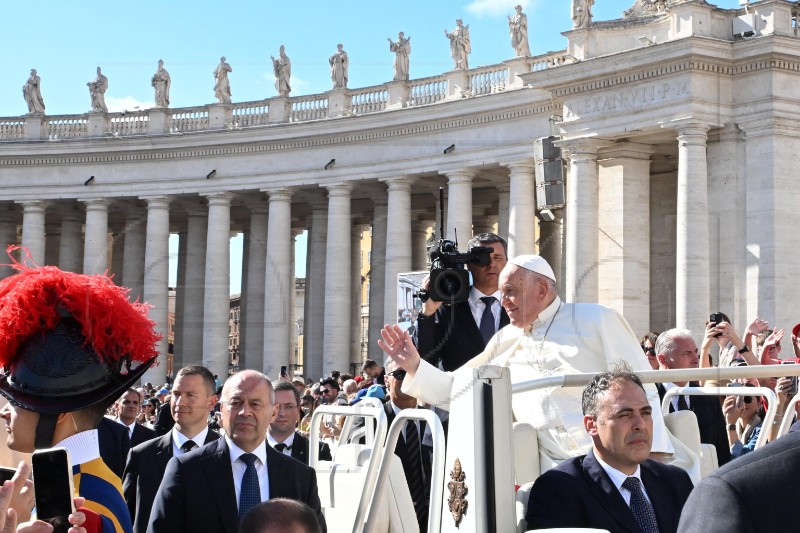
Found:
[3,0,743,291]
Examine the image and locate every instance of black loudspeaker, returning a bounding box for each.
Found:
[534,136,565,210]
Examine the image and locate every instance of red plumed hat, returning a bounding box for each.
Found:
[0,246,161,419]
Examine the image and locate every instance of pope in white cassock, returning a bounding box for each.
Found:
[380,254,699,480]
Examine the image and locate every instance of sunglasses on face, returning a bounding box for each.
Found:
[320,388,332,394]
[641,345,655,355]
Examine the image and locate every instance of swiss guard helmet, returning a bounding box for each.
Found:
[0,246,161,448]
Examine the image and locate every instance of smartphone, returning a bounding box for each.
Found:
[32,448,75,533]
[0,467,16,484]
[781,361,799,396]
[727,382,745,410]
[280,365,288,378]
[710,313,724,337]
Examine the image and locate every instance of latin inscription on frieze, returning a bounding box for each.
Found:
[564,78,689,119]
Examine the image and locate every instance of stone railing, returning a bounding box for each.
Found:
[0,51,566,142]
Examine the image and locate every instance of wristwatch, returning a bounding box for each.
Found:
[738,345,750,354]
[727,424,737,431]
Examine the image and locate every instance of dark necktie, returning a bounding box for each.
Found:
[180,440,197,454]
[238,453,261,519]
[404,422,427,523]
[677,394,690,411]
[622,477,660,533]
[274,443,289,453]
[479,296,496,345]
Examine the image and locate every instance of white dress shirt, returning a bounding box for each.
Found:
[171,426,210,456]
[594,453,653,507]
[226,436,270,506]
[267,431,296,456]
[467,286,504,332]
[660,381,691,411]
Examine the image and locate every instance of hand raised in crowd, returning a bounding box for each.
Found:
[7,462,34,524]
[747,316,769,336]
[714,320,744,350]
[774,376,793,410]
[17,497,87,533]
[378,324,421,376]
[761,327,784,364]
[722,395,743,426]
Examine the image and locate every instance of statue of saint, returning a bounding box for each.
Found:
[508,5,531,57]
[23,69,45,115]
[572,0,595,29]
[87,66,109,112]
[271,45,291,97]
[213,56,233,104]
[445,19,471,70]
[151,60,171,108]
[329,44,349,89]
[388,32,411,82]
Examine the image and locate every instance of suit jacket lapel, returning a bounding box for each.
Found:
[456,301,484,347]
[201,439,239,533]
[291,432,309,464]
[642,461,675,533]
[266,443,292,499]
[154,434,173,472]
[583,450,640,533]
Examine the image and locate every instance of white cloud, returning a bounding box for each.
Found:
[105,96,155,113]
[466,0,531,17]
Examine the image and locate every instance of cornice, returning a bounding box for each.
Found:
[0,96,554,168]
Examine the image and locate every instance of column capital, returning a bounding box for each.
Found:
[439,168,477,183]
[141,195,172,209]
[18,200,49,212]
[247,204,269,216]
[309,198,329,212]
[324,182,352,197]
[78,198,111,210]
[674,121,710,142]
[597,142,655,161]
[382,175,416,191]
[202,192,233,206]
[263,188,293,202]
[502,159,536,173]
[560,137,612,159]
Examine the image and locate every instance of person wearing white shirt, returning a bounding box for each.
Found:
[381,254,700,479]
[525,366,694,532]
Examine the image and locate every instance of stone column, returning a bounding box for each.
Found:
[322,184,352,375]
[202,193,232,380]
[262,189,292,378]
[675,123,711,334]
[141,196,171,386]
[81,199,109,275]
[597,143,654,337]
[44,222,60,267]
[121,209,147,305]
[564,139,606,303]
[351,223,364,370]
[383,177,414,326]
[242,204,268,372]
[411,218,431,271]
[442,169,475,243]
[505,160,536,258]
[20,201,47,265]
[367,197,387,360]
[59,212,84,273]
[288,228,302,369]
[538,210,565,298]
[497,183,510,242]
[174,230,188,370]
[303,202,327,381]
[0,208,18,280]
[181,208,208,368]
[110,229,124,280]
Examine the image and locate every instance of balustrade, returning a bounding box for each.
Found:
[290,95,328,122]
[0,119,24,140]
[169,107,209,133]
[409,77,448,106]
[469,66,508,95]
[350,88,388,115]
[232,101,269,127]
[110,112,149,136]
[45,116,88,139]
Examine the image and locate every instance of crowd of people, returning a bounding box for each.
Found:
[0,230,797,533]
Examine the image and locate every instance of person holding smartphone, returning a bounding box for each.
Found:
[0,255,161,533]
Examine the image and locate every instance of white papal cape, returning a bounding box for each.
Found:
[402,296,700,481]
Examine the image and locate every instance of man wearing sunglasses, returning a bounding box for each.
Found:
[654,329,731,465]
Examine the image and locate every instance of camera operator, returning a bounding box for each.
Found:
[412,233,509,371]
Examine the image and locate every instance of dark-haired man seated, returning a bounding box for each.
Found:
[526,365,694,533]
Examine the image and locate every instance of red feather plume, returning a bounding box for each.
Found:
[0,246,162,368]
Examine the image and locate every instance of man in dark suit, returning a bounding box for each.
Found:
[678,429,800,532]
[115,388,156,447]
[123,365,220,533]
[98,415,131,480]
[383,363,436,532]
[148,370,325,533]
[413,233,509,371]
[526,365,694,532]
[654,328,731,465]
[268,380,332,464]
